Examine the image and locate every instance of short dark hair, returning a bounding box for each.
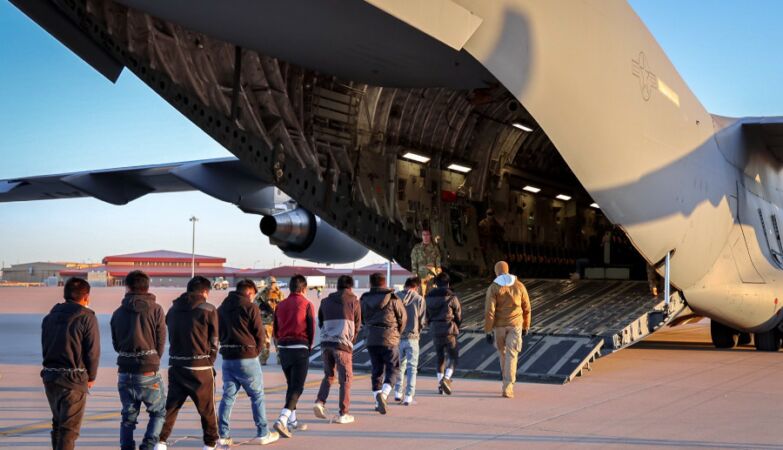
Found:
[369,272,386,288]
[289,274,307,293]
[64,277,90,302]
[435,271,450,288]
[187,275,212,293]
[337,275,354,290]
[125,270,150,293]
[235,279,257,295]
[404,277,421,289]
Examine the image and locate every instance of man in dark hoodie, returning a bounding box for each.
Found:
[393,277,426,406]
[217,279,279,446]
[41,277,100,450]
[360,272,406,415]
[313,275,361,424]
[158,276,219,450]
[426,272,462,396]
[110,270,166,450]
[273,274,316,438]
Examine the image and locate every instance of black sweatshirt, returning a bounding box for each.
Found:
[41,301,100,392]
[166,292,218,368]
[110,292,166,373]
[218,291,266,360]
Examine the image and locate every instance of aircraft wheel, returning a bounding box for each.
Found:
[710,320,738,349]
[754,330,781,352]
[738,332,752,346]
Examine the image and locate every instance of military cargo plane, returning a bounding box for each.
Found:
[5,0,782,381]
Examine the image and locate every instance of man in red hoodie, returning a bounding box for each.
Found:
[272,274,316,438]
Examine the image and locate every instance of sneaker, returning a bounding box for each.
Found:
[203,446,217,450]
[153,444,168,450]
[394,392,403,403]
[438,384,444,395]
[313,402,329,419]
[289,420,308,431]
[375,392,387,415]
[274,420,291,438]
[334,414,355,424]
[441,378,452,395]
[252,431,280,445]
[218,438,233,447]
[403,395,414,406]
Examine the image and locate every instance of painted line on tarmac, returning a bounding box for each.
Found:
[0,374,368,438]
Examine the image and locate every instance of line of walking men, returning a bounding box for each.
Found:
[40,261,531,450]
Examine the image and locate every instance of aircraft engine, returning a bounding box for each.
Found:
[259,208,368,264]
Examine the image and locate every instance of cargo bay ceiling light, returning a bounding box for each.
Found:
[590,202,600,208]
[556,194,572,201]
[512,122,534,132]
[447,163,472,173]
[401,151,430,164]
[523,185,541,193]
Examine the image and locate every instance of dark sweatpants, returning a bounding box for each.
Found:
[278,348,310,410]
[367,345,400,392]
[159,366,218,447]
[44,382,87,450]
[316,345,353,415]
[435,336,459,374]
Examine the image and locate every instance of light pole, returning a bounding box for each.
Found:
[189,216,199,278]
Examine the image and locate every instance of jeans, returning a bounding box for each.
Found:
[316,346,353,415]
[219,358,269,438]
[394,338,420,398]
[118,372,166,450]
[44,382,87,450]
[367,345,400,392]
[434,335,459,375]
[278,348,310,410]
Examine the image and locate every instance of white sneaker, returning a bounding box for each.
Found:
[289,420,308,431]
[218,438,234,446]
[334,414,355,424]
[313,401,329,419]
[153,444,168,450]
[203,446,217,450]
[252,431,280,445]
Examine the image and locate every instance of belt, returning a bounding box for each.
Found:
[42,367,85,373]
[118,349,158,358]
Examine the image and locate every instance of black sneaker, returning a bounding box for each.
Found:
[375,392,387,415]
[441,378,452,395]
[438,384,444,395]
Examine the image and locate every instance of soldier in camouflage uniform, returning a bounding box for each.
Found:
[255,276,283,365]
[411,229,442,296]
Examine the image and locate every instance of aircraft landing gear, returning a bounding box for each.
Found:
[710,320,738,349]
[754,329,781,352]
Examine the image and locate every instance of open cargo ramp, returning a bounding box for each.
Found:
[311,279,684,384]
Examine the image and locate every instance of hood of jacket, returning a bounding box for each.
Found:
[326,289,348,305]
[493,274,517,287]
[172,292,207,311]
[363,287,393,310]
[49,301,91,324]
[398,289,420,307]
[427,286,454,309]
[221,291,252,312]
[121,292,157,313]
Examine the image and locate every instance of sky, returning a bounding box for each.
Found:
[1,1,782,269]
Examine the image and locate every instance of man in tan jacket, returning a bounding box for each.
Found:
[484,261,531,398]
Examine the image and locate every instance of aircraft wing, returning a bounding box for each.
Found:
[0,157,281,214]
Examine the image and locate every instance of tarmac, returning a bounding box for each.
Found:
[1,287,782,449]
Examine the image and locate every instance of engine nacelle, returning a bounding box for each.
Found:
[260,208,368,264]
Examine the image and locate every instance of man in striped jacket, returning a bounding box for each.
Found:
[313,275,361,424]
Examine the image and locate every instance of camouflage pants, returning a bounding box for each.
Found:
[259,323,274,364]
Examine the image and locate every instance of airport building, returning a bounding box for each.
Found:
[0,261,99,285]
[58,250,252,287]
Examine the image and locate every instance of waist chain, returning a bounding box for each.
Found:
[118,349,158,358]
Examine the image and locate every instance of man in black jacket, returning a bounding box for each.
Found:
[360,272,406,415]
[110,270,166,450]
[426,272,462,395]
[217,279,279,446]
[41,277,100,450]
[158,276,219,450]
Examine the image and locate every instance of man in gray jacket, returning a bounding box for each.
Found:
[393,277,426,406]
[360,272,406,415]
